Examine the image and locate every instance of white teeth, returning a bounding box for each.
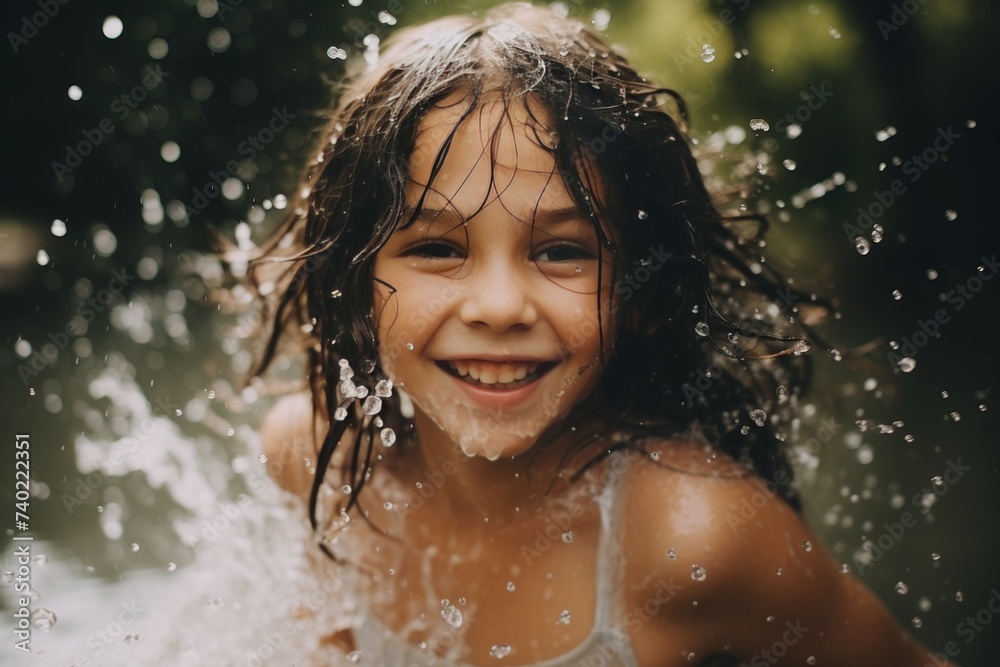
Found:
[446,360,543,386]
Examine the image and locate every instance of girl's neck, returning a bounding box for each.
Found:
[400,413,579,528]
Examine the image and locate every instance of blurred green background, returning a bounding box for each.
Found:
[1,0,998,663]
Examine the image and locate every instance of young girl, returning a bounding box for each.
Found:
[249,3,946,664]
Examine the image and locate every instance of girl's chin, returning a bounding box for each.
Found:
[455,437,536,461]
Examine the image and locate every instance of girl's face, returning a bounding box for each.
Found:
[373,94,616,460]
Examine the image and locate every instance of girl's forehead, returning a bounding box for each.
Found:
[406,93,572,215]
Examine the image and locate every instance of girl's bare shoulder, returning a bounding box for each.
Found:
[619,439,938,663]
[622,438,829,598]
[259,391,328,499]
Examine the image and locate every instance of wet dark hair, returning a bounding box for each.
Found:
[247,2,830,549]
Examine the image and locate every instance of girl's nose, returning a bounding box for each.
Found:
[457,259,538,332]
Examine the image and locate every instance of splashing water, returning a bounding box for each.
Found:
[490,644,512,659]
[441,604,464,629]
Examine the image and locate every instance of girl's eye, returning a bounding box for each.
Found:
[406,242,461,259]
[535,244,594,263]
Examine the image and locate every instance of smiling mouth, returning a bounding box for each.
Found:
[436,360,557,389]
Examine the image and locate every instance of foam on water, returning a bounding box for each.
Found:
[1,362,359,666]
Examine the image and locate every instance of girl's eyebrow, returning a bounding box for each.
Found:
[398,204,591,231]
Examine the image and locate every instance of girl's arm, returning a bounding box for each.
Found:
[707,473,949,665]
[625,450,954,666]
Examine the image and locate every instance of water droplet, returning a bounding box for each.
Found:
[341,484,353,494]
[489,644,512,659]
[557,609,571,624]
[839,564,850,574]
[330,289,343,298]
[649,451,660,461]
[700,44,716,63]
[506,581,516,592]
[347,650,362,662]
[791,339,813,355]
[375,379,393,397]
[667,548,676,559]
[694,322,710,337]
[166,562,176,571]
[30,608,57,631]
[406,343,415,350]
[102,15,124,40]
[766,615,774,622]
[955,590,964,602]
[362,396,382,415]
[441,604,463,629]
[926,268,938,280]
[892,289,902,300]
[895,581,909,594]
[897,357,916,373]
[637,209,648,220]
[945,209,958,221]
[690,564,707,581]
[561,531,574,543]
[782,159,797,171]
[931,553,941,561]
[802,540,813,552]
[131,543,140,552]
[749,409,767,427]
[740,425,750,435]
[124,633,140,644]
[226,427,236,437]
[749,118,770,132]
[827,25,841,38]
[855,237,871,255]
[380,427,396,447]
[911,616,922,628]
[776,567,783,576]
[334,406,348,421]
[807,657,816,665]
